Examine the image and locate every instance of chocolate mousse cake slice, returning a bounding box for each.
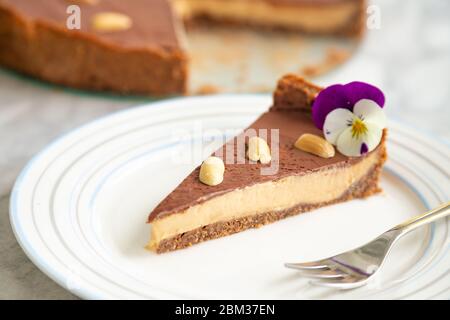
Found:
[0,0,187,95]
[147,75,387,253]
[174,0,366,36]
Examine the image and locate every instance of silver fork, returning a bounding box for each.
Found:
[285,202,450,290]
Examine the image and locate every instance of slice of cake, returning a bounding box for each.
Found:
[147,74,388,253]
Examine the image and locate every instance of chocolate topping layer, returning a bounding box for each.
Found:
[148,110,371,222]
[1,0,363,49]
[148,74,379,222]
[0,0,182,49]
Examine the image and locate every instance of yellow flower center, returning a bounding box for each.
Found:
[351,118,368,139]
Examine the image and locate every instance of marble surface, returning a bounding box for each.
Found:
[0,0,449,300]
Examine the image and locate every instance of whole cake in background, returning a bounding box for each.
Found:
[0,0,366,95]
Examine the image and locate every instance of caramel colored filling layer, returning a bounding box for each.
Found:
[173,0,359,32]
[149,149,380,249]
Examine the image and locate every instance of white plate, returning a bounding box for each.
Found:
[10,95,450,300]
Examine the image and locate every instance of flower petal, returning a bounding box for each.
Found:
[323,108,355,145]
[353,99,387,128]
[336,122,384,157]
[312,84,353,130]
[344,82,385,108]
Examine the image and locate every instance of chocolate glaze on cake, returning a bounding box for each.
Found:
[148,75,386,222]
[1,0,182,49]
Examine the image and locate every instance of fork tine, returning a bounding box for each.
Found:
[284,261,329,270]
[310,275,368,290]
[294,269,348,279]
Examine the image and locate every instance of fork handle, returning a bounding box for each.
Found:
[392,201,450,236]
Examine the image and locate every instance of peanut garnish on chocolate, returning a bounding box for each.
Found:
[199,157,225,186]
[294,133,335,158]
[92,12,132,32]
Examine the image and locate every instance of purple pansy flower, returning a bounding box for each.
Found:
[312,82,385,130]
[312,82,387,157]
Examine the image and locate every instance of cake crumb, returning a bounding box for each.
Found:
[195,85,221,95]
